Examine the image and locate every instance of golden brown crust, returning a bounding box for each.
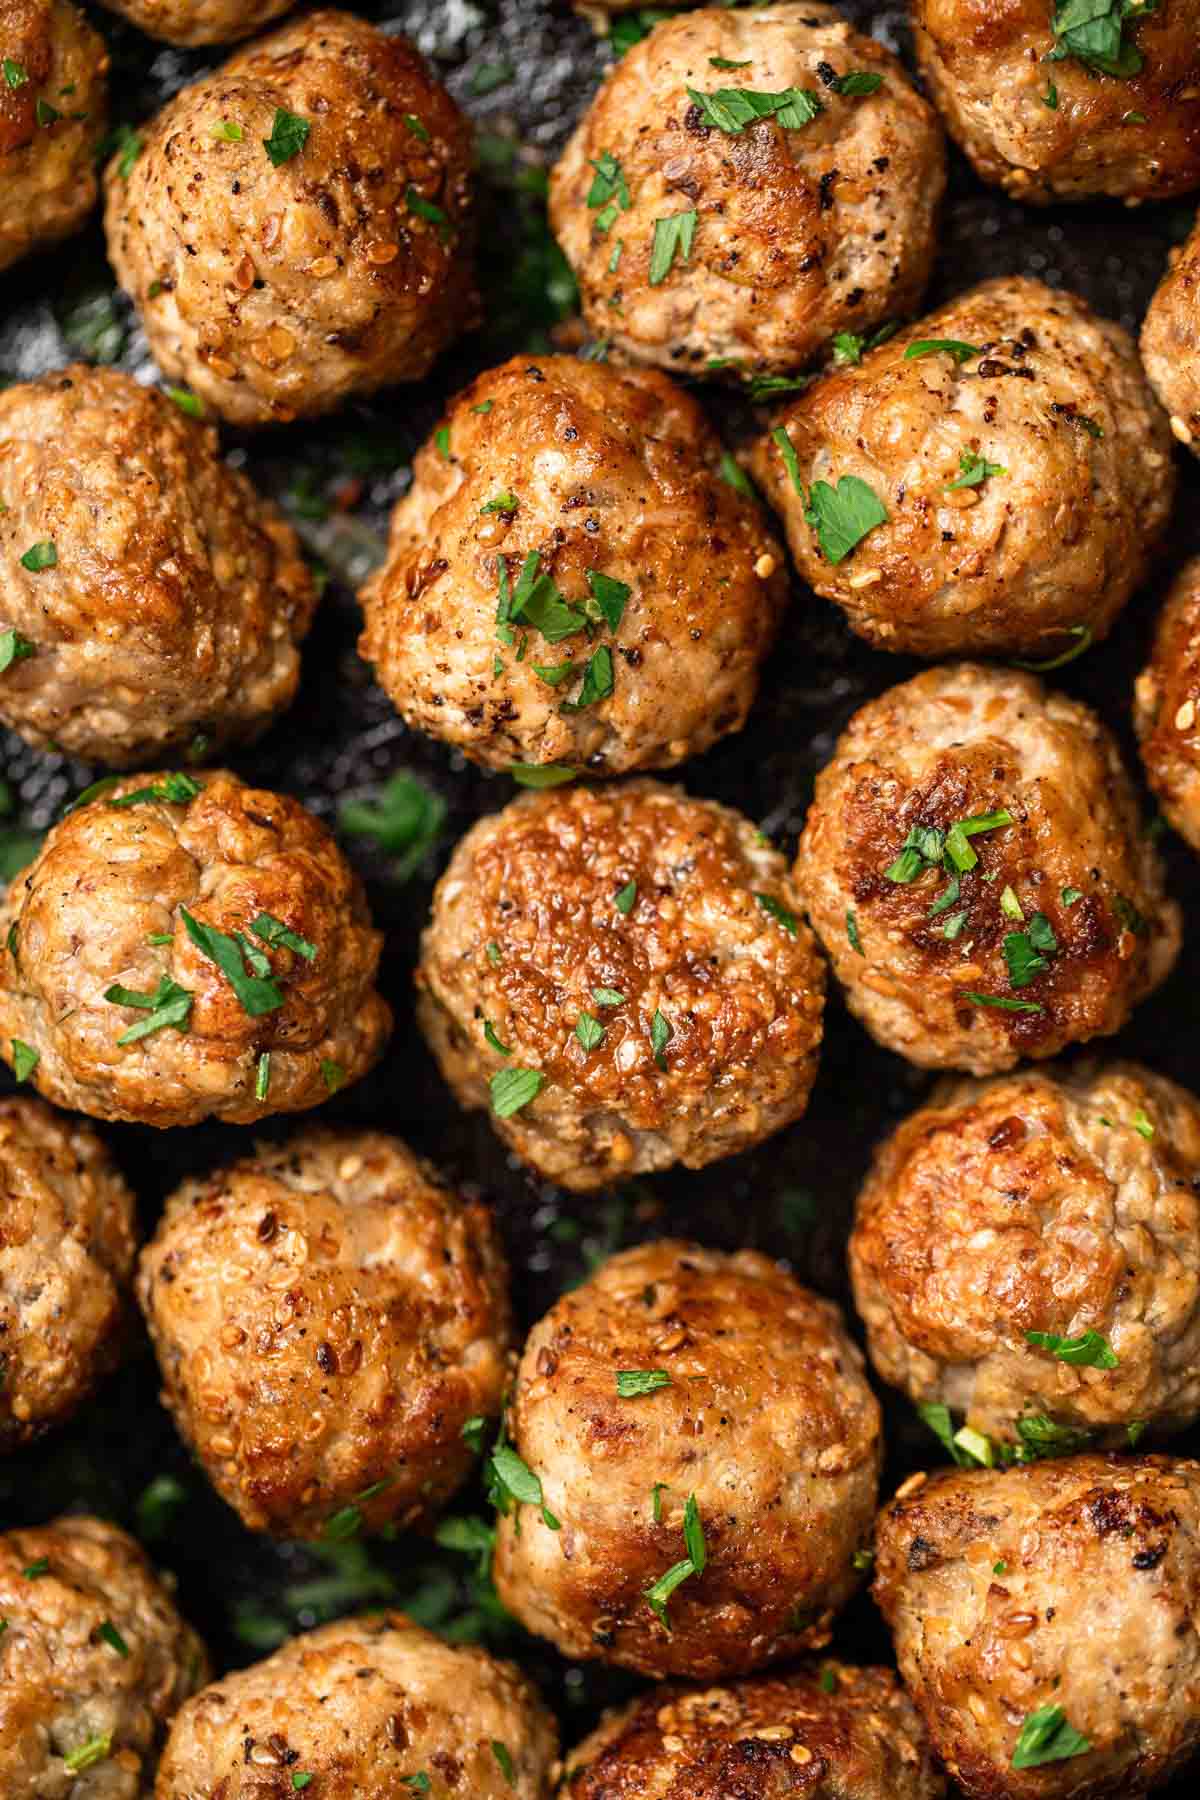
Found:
[0,1515,209,1799]
[155,1612,559,1800]
[873,1455,1200,1799]
[564,1663,946,1800]
[0,365,317,764]
[850,1062,1200,1443]
[96,0,294,48]
[549,3,944,378]
[493,1241,881,1681]
[914,0,1200,203]
[1135,555,1200,847]
[417,780,825,1190]
[0,1094,137,1449]
[0,769,391,1126]
[793,664,1180,1074]
[103,11,476,426]
[1142,225,1200,451]
[0,0,109,272]
[138,1129,512,1538]
[750,277,1174,658]
[359,355,787,774]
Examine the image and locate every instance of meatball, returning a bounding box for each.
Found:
[564,1662,945,1800]
[873,1454,1200,1799]
[95,0,294,47]
[850,1061,1200,1449]
[417,780,825,1191]
[0,769,390,1126]
[0,365,316,765]
[0,1096,137,1451]
[103,11,476,427]
[156,1612,558,1799]
[138,1129,511,1538]
[0,0,108,273]
[1141,219,1200,457]
[914,0,1200,204]
[548,3,945,379]
[794,664,1180,1074]
[492,1241,881,1680]
[750,277,1174,658]
[359,355,787,776]
[1135,556,1200,849]
[0,1514,208,1797]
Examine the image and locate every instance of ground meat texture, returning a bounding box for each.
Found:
[914,0,1200,204]
[548,4,945,380]
[416,780,825,1192]
[95,0,294,47]
[0,769,390,1127]
[750,276,1174,659]
[1135,556,1200,849]
[0,366,316,765]
[564,1662,945,1800]
[850,1061,1200,1449]
[359,355,787,775]
[0,0,108,273]
[793,663,1180,1075]
[155,1611,558,1800]
[103,11,476,427]
[1141,218,1200,457]
[0,1514,208,1798]
[137,1129,512,1538]
[492,1241,881,1681]
[873,1455,1200,1800]
[0,1096,137,1450]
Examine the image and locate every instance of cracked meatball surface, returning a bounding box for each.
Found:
[1135,555,1200,850]
[0,769,390,1127]
[0,0,108,273]
[873,1455,1200,1799]
[138,1128,512,1538]
[914,0,1200,204]
[564,1661,945,1800]
[1142,220,1200,459]
[95,0,294,46]
[417,780,825,1191]
[493,1241,881,1681]
[850,1061,1200,1448]
[104,11,476,427]
[0,1095,137,1451]
[793,664,1180,1075]
[0,1514,208,1799]
[359,355,787,775]
[751,277,1174,658]
[549,3,945,380]
[155,1612,558,1800]
[0,365,316,765]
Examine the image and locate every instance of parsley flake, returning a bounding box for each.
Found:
[0,630,36,673]
[584,569,631,631]
[481,490,518,515]
[686,85,823,133]
[905,339,980,363]
[650,1008,673,1070]
[1050,0,1151,78]
[255,1052,271,1101]
[11,1039,38,1082]
[110,773,201,808]
[575,1012,605,1052]
[964,991,1044,1014]
[509,763,578,788]
[804,475,888,563]
[320,1059,345,1094]
[97,1621,129,1657]
[718,451,755,497]
[771,424,805,494]
[491,1742,516,1787]
[3,58,27,87]
[1026,1328,1118,1368]
[562,645,614,713]
[64,1736,112,1774]
[19,541,56,572]
[846,909,864,955]
[263,108,309,165]
[483,1019,512,1057]
[648,209,697,285]
[489,1444,559,1530]
[593,986,625,1007]
[1014,625,1093,672]
[754,891,799,936]
[180,909,285,1016]
[837,70,884,95]
[615,880,638,914]
[105,977,193,1044]
[617,1370,671,1397]
[251,913,316,961]
[1011,1704,1090,1770]
[490,1066,545,1117]
[946,448,1006,490]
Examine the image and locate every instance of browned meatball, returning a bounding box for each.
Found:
[750,277,1174,658]
[0,1095,137,1450]
[0,1515,208,1797]
[564,1662,946,1800]
[96,0,293,47]
[359,356,787,776]
[873,1455,1200,1799]
[155,1612,558,1800]
[493,1241,881,1681]
[914,0,1200,204]
[1141,220,1200,456]
[0,0,108,273]
[0,365,316,765]
[0,770,390,1126]
[103,11,476,427]
[549,4,945,380]
[138,1129,511,1538]
[1135,555,1200,849]
[794,664,1180,1075]
[417,780,825,1191]
[850,1062,1200,1450]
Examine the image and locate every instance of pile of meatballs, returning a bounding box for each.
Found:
[5,0,1200,1795]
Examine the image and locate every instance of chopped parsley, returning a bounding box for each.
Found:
[490,1066,545,1117]
[651,1481,667,1523]
[1113,893,1146,936]
[489,1444,559,1530]
[593,986,625,1006]
[180,909,284,1015]
[3,58,27,87]
[584,569,631,631]
[686,86,823,133]
[1014,625,1093,672]
[648,209,697,285]
[263,108,309,166]
[401,1778,430,1794]
[292,1778,314,1793]
[255,1052,271,1101]
[617,1370,671,1397]
[110,772,201,807]
[0,630,36,673]
[615,880,638,914]
[483,1020,511,1057]
[435,425,451,461]
[104,978,193,1044]
[771,425,805,495]
[645,1493,706,1628]
[1132,1107,1154,1139]
[709,56,752,70]
[587,150,632,233]
[112,126,142,180]
[650,1008,673,1070]
[407,186,450,235]
[22,1558,49,1579]
[11,1039,38,1081]
[837,70,884,96]
[1043,80,1059,107]
[1026,1328,1118,1368]
[1003,911,1057,988]
[509,763,577,788]
[947,449,1006,490]
[905,339,980,363]
[19,541,56,572]
[481,490,518,515]
[846,909,864,955]
[461,1415,488,1454]
[491,1742,516,1787]
[562,646,614,713]
[64,1735,112,1774]
[211,119,244,141]
[404,113,430,142]
[339,771,445,882]
[251,913,316,961]
[884,810,1012,884]
[320,1059,345,1093]
[575,1012,605,1052]
[167,387,203,417]
[804,475,888,563]
[964,991,1044,1014]
[1062,886,1084,907]
[718,453,755,501]
[35,98,60,127]
[97,1620,130,1657]
[503,550,588,644]
[1011,1704,1090,1770]
[754,891,799,936]
[1049,0,1154,79]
